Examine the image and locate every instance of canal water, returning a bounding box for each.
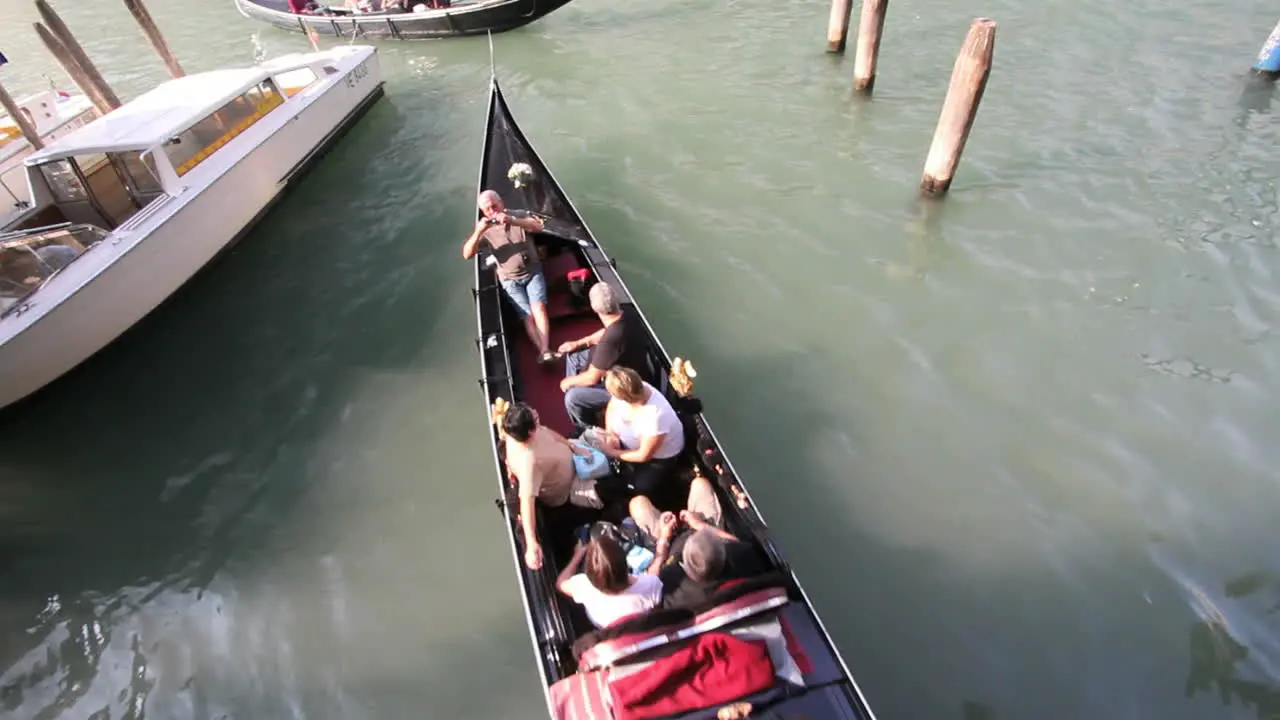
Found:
[2,0,1279,718]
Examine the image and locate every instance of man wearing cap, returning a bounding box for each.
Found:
[634,477,763,609]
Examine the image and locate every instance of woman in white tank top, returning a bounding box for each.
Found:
[599,366,686,495]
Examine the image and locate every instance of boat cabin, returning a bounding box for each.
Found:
[3,55,339,236]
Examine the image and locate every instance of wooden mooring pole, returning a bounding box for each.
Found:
[852,0,889,92]
[123,0,185,78]
[826,0,853,53]
[0,81,44,150]
[34,0,121,111]
[920,18,996,195]
[33,22,114,115]
[1251,19,1280,79]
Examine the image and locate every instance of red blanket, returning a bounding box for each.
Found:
[609,632,775,720]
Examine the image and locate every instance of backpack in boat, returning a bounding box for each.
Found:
[578,521,655,574]
[571,440,611,481]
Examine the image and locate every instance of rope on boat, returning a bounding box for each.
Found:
[487,29,495,79]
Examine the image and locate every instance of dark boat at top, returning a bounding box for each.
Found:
[472,74,881,720]
[232,0,573,40]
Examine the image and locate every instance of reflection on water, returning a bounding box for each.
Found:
[1183,573,1280,719]
[1186,619,1280,718]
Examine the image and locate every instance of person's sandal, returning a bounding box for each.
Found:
[537,351,556,365]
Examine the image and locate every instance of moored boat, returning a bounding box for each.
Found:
[472,75,879,720]
[1,87,98,222]
[233,0,575,40]
[0,45,385,412]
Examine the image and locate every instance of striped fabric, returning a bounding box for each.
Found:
[549,669,613,720]
[580,587,789,670]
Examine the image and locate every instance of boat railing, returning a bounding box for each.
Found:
[1,223,108,319]
[0,222,74,243]
[116,195,173,233]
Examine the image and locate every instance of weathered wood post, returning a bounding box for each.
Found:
[1251,19,1280,79]
[0,81,44,150]
[826,0,854,53]
[34,0,121,111]
[33,23,114,115]
[920,18,996,195]
[123,0,184,78]
[852,0,888,92]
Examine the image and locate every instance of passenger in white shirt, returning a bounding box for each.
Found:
[556,532,662,629]
[595,366,686,496]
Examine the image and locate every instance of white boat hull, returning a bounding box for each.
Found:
[0,46,384,411]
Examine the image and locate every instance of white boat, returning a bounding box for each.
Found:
[0,87,99,221]
[0,44,384,411]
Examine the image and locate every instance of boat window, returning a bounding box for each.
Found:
[0,224,107,315]
[275,67,319,97]
[38,160,88,203]
[163,79,285,177]
[111,150,163,195]
[77,152,110,174]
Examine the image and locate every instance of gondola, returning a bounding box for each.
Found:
[233,0,574,40]
[471,73,881,720]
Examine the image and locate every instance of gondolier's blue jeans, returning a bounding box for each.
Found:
[499,271,547,319]
[564,349,612,431]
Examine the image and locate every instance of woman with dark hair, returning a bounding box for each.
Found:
[555,531,661,628]
[501,402,597,571]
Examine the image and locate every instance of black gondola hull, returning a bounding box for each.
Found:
[233,0,574,39]
[471,77,881,720]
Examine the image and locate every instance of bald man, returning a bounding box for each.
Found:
[463,190,553,362]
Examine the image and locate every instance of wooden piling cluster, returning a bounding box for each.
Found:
[10,0,185,126]
[823,2,995,195]
[35,0,121,114]
[0,84,44,150]
[124,0,186,79]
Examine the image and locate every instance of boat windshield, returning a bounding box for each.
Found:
[0,224,106,318]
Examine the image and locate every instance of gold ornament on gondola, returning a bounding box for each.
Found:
[669,357,697,398]
[716,702,754,720]
[491,397,511,436]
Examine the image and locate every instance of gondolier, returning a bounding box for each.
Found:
[463,189,555,363]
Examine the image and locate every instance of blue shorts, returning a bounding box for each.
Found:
[500,271,548,318]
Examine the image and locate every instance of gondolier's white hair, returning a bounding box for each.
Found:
[589,283,619,315]
[478,189,503,208]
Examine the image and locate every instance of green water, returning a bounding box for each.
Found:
[2,0,1280,718]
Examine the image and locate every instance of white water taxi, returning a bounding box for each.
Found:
[0,44,384,411]
[1,87,98,221]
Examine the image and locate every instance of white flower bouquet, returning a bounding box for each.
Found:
[507,162,534,189]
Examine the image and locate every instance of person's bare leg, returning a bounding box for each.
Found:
[530,300,551,355]
[686,476,723,527]
[522,316,544,353]
[629,495,663,541]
